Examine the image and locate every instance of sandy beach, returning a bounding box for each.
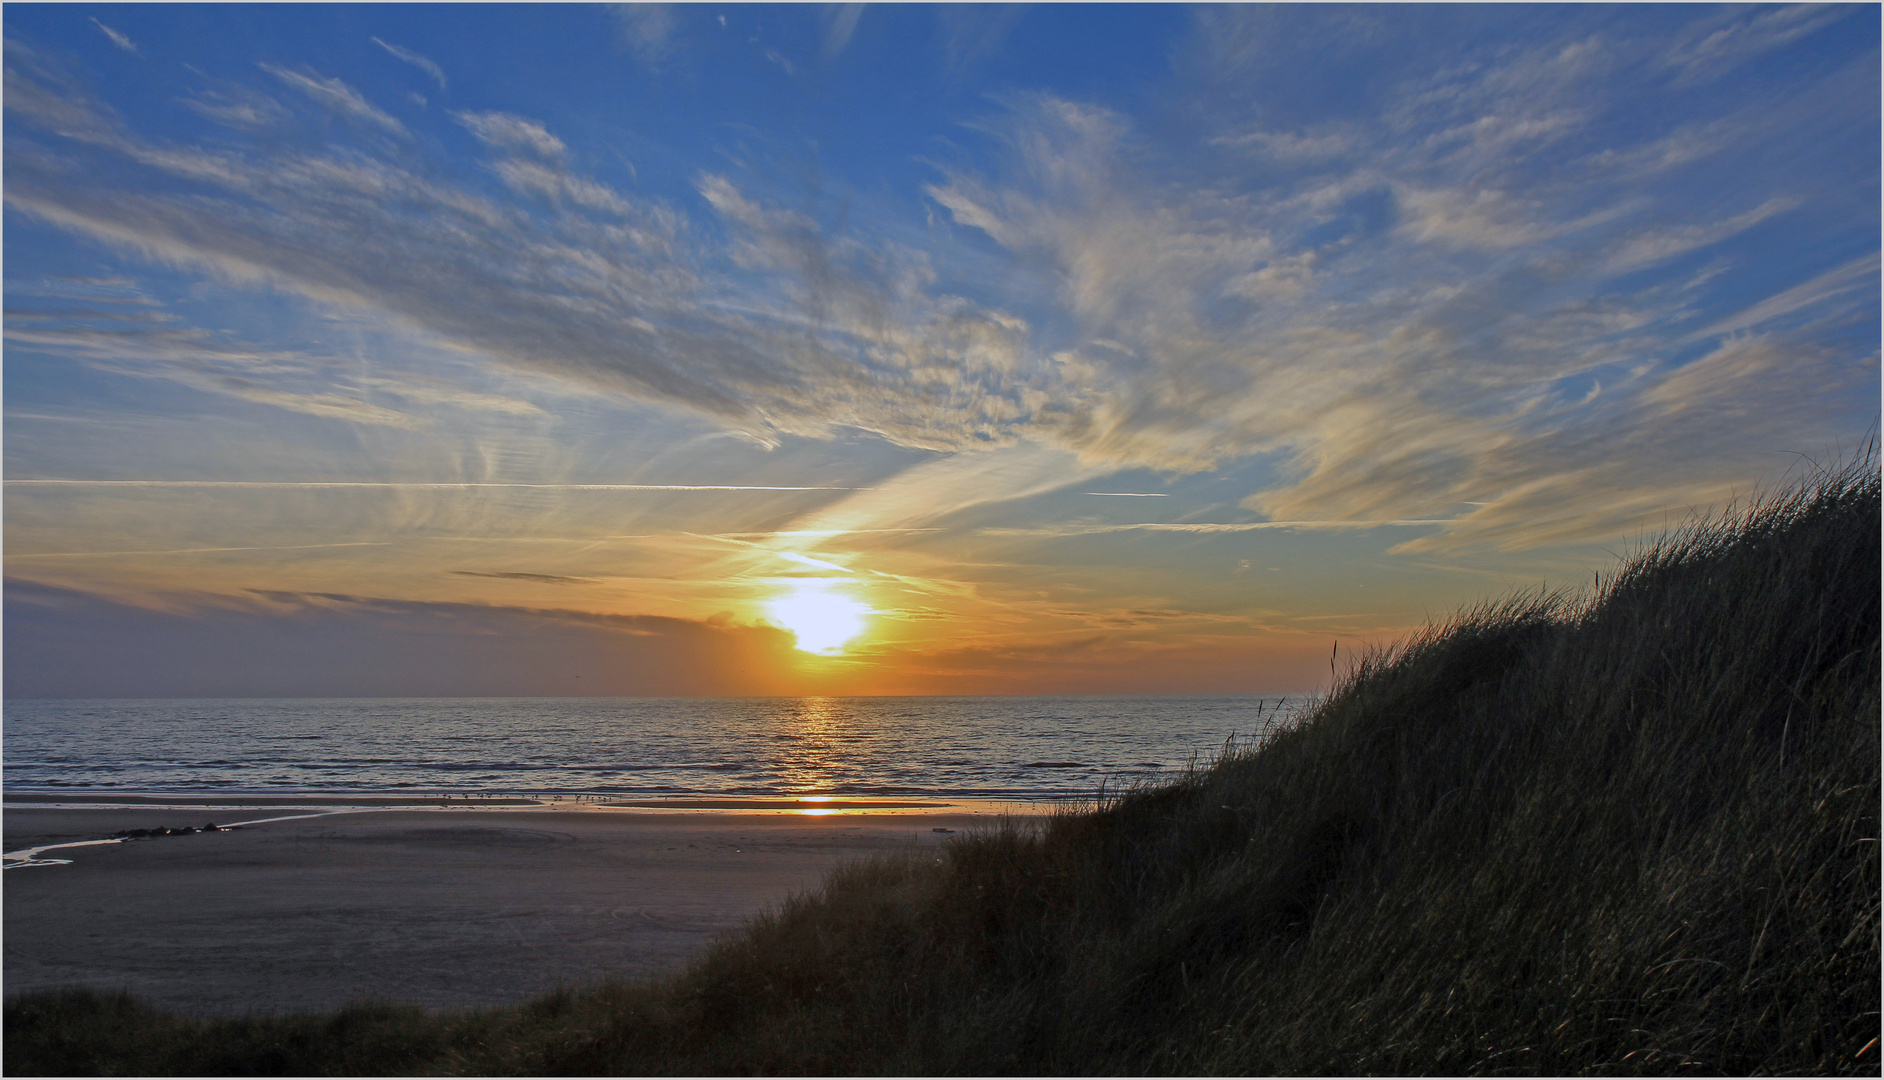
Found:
[4,800,1030,1017]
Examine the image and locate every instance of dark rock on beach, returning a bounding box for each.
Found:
[109,824,221,840]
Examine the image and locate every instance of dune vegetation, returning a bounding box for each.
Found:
[7,455,1878,1076]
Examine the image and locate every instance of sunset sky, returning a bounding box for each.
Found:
[5,4,1877,698]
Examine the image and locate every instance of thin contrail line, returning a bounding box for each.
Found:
[8,542,392,558]
[5,480,858,491]
[981,520,1451,537]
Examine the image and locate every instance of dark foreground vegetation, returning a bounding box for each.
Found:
[9,458,1879,1076]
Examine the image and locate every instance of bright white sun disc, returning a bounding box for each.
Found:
[768,582,871,654]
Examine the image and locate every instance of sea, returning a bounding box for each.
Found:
[3,695,1304,804]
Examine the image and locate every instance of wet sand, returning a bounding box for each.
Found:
[3,802,1030,1017]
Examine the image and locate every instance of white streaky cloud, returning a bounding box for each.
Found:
[491,159,631,215]
[3,41,124,143]
[982,520,1449,539]
[824,4,865,61]
[89,18,139,55]
[10,275,149,299]
[1240,399,1525,524]
[4,286,545,425]
[371,37,448,90]
[1640,333,1872,423]
[5,74,1053,456]
[454,111,565,158]
[9,542,392,559]
[1212,127,1354,162]
[763,48,797,77]
[1582,118,1737,179]
[1,320,421,428]
[680,531,857,577]
[259,63,407,136]
[199,386,419,428]
[1421,108,1586,162]
[1695,253,1882,340]
[937,5,1023,78]
[1385,472,1719,556]
[181,88,288,131]
[712,529,948,539]
[353,375,548,417]
[782,443,1110,537]
[1373,26,1600,170]
[1607,197,1795,272]
[778,551,854,573]
[1387,336,1875,554]
[1663,4,1851,84]
[615,4,676,68]
[921,24,1873,545]
[8,481,860,491]
[1392,186,1550,251]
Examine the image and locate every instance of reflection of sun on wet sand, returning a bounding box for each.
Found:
[2,800,1031,1016]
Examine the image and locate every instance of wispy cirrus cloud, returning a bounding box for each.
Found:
[7,480,859,491]
[455,110,564,158]
[452,570,593,584]
[180,87,289,131]
[7,542,392,560]
[371,36,447,90]
[1,314,421,428]
[1607,197,1796,272]
[983,520,1449,540]
[1662,4,1851,84]
[2,275,551,426]
[88,18,138,56]
[915,9,1875,549]
[1693,253,1881,340]
[3,7,1875,560]
[452,110,637,216]
[823,4,865,62]
[5,54,1052,455]
[936,4,1023,79]
[614,4,677,69]
[260,63,407,136]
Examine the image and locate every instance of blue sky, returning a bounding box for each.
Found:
[4,4,1877,697]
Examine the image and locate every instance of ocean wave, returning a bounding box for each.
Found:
[3,695,1301,802]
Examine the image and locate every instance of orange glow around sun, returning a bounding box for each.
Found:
[767,581,873,654]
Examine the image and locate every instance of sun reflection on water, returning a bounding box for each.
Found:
[770,697,856,798]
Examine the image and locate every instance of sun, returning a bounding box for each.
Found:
[768,581,873,654]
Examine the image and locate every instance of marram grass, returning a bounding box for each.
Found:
[8,457,1878,1076]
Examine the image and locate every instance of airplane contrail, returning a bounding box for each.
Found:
[6,480,858,491]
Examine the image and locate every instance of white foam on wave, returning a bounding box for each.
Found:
[1,808,378,869]
[3,838,125,867]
